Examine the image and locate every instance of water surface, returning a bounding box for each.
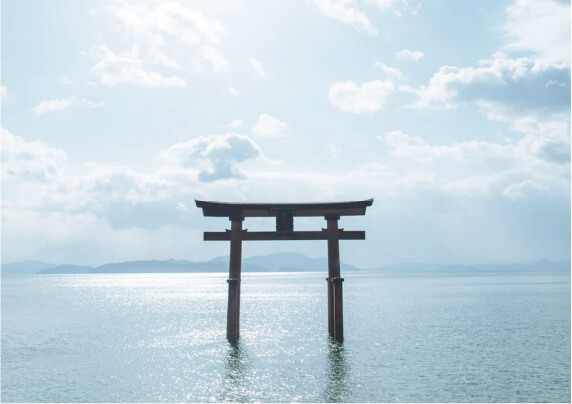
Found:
[2,269,570,402]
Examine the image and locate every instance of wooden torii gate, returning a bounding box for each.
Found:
[195,199,373,343]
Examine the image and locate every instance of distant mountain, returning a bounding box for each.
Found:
[2,260,56,274]
[528,259,570,270]
[39,264,92,274]
[3,252,361,275]
[94,260,209,273]
[374,260,571,272]
[85,253,359,274]
[3,253,569,275]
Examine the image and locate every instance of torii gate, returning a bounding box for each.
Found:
[195,199,373,343]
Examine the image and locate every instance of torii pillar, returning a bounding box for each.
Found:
[195,199,373,343]
[227,216,243,342]
[326,215,343,342]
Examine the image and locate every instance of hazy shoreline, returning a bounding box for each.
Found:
[2,252,570,275]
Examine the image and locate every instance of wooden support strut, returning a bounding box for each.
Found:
[326,215,344,343]
[227,218,243,343]
[204,229,365,241]
[332,277,344,343]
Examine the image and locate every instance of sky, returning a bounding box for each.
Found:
[1,0,570,268]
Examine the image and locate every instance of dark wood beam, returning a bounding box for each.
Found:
[204,229,366,241]
[195,199,373,218]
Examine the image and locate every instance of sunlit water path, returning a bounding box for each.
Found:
[2,269,570,402]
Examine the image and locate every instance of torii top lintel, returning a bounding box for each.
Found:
[195,199,373,219]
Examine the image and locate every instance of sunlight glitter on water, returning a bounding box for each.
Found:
[2,270,570,402]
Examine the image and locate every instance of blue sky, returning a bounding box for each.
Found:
[1,0,570,267]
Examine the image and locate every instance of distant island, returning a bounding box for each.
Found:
[2,252,360,275]
[1,252,570,275]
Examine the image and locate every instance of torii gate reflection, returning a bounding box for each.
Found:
[195,199,373,343]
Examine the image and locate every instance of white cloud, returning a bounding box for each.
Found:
[248,57,266,76]
[370,0,407,9]
[227,119,244,129]
[545,80,566,88]
[90,45,187,88]
[404,52,570,110]
[200,45,229,72]
[395,49,425,61]
[370,0,408,17]
[147,34,180,68]
[159,133,262,182]
[75,165,188,229]
[112,2,225,45]
[479,106,571,167]
[379,129,516,164]
[102,3,229,77]
[61,77,75,85]
[513,115,571,165]
[313,0,417,31]
[370,124,570,234]
[503,0,570,68]
[379,116,570,169]
[313,0,377,35]
[1,127,265,236]
[228,86,238,96]
[32,96,103,114]
[28,162,190,232]
[1,127,67,181]
[329,80,395,113]
[374,62,404,79]
[0,205,204,265]
[1,86,7,103]
[252,114,290,137]
[503,180,548,200]
[380,130,426,147]
[405,1,570,112]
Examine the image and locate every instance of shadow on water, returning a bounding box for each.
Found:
[323,339,351,403]
[220,340,249,402]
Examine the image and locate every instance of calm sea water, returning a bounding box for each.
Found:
[1,269,570,403]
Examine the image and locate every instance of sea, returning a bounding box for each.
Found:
[1,268,570,403]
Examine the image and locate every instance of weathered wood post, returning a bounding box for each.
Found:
[227,217,243,342]
[326,215,343,343]
[332,277,344,343]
